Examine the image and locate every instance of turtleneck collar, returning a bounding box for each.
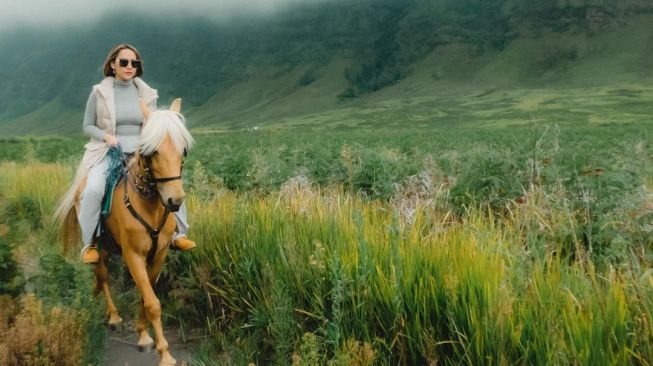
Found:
[113,78,134,88]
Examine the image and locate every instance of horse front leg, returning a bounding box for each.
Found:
[136,299,155,352]
[94,252,123,331]
[135,263,163,353]
[123,250,176,366]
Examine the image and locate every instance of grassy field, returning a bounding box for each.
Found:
[1,97,652,364]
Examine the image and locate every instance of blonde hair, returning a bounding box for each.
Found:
[102,43,144,77]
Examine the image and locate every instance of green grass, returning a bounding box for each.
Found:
[168,183,653,365]
[1,116,653,363]
[3,122,652,262]
[235,85,653,131]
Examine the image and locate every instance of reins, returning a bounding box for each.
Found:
[122,152,184,264]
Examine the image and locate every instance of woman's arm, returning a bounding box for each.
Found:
[82,91,117,145]
[82,91,104,139]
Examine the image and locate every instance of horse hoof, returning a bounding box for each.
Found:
[138,342,155,353]
[108,321,123,333]
[158,356,177,366]
[158,352,177,366]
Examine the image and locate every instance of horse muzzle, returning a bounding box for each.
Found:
[165,197,184,212]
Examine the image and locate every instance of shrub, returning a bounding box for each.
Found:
[0,295,85,366]
[0,236,23,297]
[297,68,317,87]
[450,147,525,214]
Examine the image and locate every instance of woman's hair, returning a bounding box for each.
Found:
[102,43,144,77]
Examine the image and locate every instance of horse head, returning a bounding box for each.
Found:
[139,98,194,212]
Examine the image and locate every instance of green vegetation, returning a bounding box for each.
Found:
[2,1,653,134]
[0,161,106,365]
[1,1,653,363]
[177,185,653,364]
[0,236,23,296]
[118,115,653,363]
[3,116,653,262]
[1,113,652,363]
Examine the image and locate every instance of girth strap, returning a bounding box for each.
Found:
[123,178,170,264]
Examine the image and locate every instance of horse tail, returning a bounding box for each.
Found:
[53,181,81,255]
[60,204,79,255]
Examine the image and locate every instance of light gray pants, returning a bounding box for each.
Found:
[78,156,190,246]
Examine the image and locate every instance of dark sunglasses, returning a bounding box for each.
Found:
[117,58,141,68]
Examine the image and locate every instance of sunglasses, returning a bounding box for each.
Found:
[117,58,141,68]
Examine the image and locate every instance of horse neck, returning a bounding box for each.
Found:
[123,152,170,240]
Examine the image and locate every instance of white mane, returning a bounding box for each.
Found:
[139,110,194,156]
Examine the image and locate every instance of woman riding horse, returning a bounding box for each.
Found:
[56,43,195,263]
[57,102,194,366]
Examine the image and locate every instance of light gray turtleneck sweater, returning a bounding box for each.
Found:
[82,79,144,153]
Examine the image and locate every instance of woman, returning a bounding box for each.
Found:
[65,43,195,263]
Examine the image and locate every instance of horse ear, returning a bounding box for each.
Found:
[170,98,182,113]
[140,99,151,120]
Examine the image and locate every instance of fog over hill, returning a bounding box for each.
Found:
[0,0,332,31]
[1,0,652,135]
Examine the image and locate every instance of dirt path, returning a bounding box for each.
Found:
[102,328,192,366]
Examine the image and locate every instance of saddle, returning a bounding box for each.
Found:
[96,148,172,264]
[97,147,133,256]
[101,147,133,217]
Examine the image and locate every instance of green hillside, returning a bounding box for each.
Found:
[1,0,653,135]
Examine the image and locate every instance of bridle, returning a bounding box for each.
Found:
[123,148,186,263]
[132,149,186,199]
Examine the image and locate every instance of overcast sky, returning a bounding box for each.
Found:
[0,0,330,31]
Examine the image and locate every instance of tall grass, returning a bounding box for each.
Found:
[172,177,653,364]
[4,123,652,264]
[1,160,71,227]
[1,121,652,364]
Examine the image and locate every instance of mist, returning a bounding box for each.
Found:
[0,0,332,32]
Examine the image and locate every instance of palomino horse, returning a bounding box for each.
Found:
[57,99,193,366]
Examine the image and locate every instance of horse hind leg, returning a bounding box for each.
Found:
[94,253,123,332]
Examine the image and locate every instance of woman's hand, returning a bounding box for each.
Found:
[104,134,119,147]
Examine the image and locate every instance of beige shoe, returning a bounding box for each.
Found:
[81,246,99,264]
[172,237,196,251]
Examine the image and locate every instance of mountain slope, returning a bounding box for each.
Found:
[1,0,653,135]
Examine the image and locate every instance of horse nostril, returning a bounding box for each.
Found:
[169,197,184,206]
[167,197,182,212]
